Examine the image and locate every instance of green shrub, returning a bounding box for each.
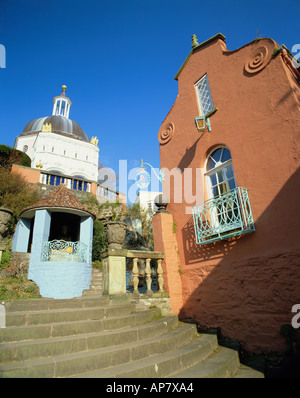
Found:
[92,219,107,261]
[0,247,12,269]
[0,144,31,168]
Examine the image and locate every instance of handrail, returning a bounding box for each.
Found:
[192,187,255,245]
[41,240,88,262]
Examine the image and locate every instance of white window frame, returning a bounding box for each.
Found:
[195,74,214,116]
[204,146,237,229]
[204,147,236,199]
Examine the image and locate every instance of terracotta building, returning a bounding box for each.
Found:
[153,33,300,353]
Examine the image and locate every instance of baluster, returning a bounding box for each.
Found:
[132,258,139,295]
[145,258,152,296]
[157,259,164,292]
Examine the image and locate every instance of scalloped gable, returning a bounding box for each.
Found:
[174,33,226,81]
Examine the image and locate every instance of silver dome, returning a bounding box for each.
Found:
[21,115,89,142]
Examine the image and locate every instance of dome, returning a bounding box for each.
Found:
[21,115,90,143]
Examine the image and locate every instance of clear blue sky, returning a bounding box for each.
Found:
[0,0,299,201]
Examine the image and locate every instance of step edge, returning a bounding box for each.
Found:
[0,324,201,377]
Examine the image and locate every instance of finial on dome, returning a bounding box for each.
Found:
[62,85,67,94]
[192,34,199,49]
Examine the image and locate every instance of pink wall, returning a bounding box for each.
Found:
[156,36,300,353]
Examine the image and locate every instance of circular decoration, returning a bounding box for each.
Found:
[245,45,271,74]
[158,122,175,145]
[135,169,151,189]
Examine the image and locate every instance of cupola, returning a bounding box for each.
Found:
[52,85,72,118]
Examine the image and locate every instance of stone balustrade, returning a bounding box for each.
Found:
[126,250,165,296]
[102,248,164,297]
[96,186,118,202]
[39,170,119,202]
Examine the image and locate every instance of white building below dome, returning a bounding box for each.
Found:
[14,85,99,182]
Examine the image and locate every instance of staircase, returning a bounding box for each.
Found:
[83,267,102,296]
[0,296,264,378]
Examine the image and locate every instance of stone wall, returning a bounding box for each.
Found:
[1,252,31,278]
[179,249,300,353]
[134,297,172,316]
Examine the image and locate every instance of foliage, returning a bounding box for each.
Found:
[125,203,154,244]
[0,144,31,168]
[92,260,102,271]
[92,219,107,261]
[0,247,12,269]
[0,168,41,233]
[80,194,100,208]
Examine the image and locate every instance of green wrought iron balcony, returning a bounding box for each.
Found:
[192,187,255,245]
[41,240,88,262]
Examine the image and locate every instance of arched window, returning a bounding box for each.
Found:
[205,147,236,199]
[193,146,255,245]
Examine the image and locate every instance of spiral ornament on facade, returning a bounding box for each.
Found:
[158,122,175,145]
[245,44,272,74]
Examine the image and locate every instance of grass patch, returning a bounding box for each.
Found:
[0,276,40,300]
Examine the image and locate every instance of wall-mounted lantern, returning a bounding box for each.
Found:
[194,116,211,132]
[194,107,218,133]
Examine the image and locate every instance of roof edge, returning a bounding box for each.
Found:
[174,33,226,80]
[20,206,96,219]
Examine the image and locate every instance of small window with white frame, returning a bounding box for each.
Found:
[195,74,214,116]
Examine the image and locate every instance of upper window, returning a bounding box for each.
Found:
[195,74,214,116]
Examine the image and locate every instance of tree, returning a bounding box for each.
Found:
[0,144,31,169]
[0,168,40,234]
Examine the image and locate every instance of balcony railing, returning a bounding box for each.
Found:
[40,171,92,193]
[41,240,88,262]
[192,187,255,245]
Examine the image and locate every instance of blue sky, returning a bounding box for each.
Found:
[0,0,299,201]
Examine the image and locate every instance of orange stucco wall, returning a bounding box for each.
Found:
[11,164,41,184]
[152,211,183,314]
[155,37,300,353]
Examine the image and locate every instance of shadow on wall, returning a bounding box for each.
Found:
[179,167,300,355]
[177,137,202,172]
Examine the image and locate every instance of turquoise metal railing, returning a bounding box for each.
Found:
[41,240,88,262]
[192,187,255,245]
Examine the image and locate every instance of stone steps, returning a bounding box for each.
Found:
[0,296,264,378]
[83,268,102,296]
